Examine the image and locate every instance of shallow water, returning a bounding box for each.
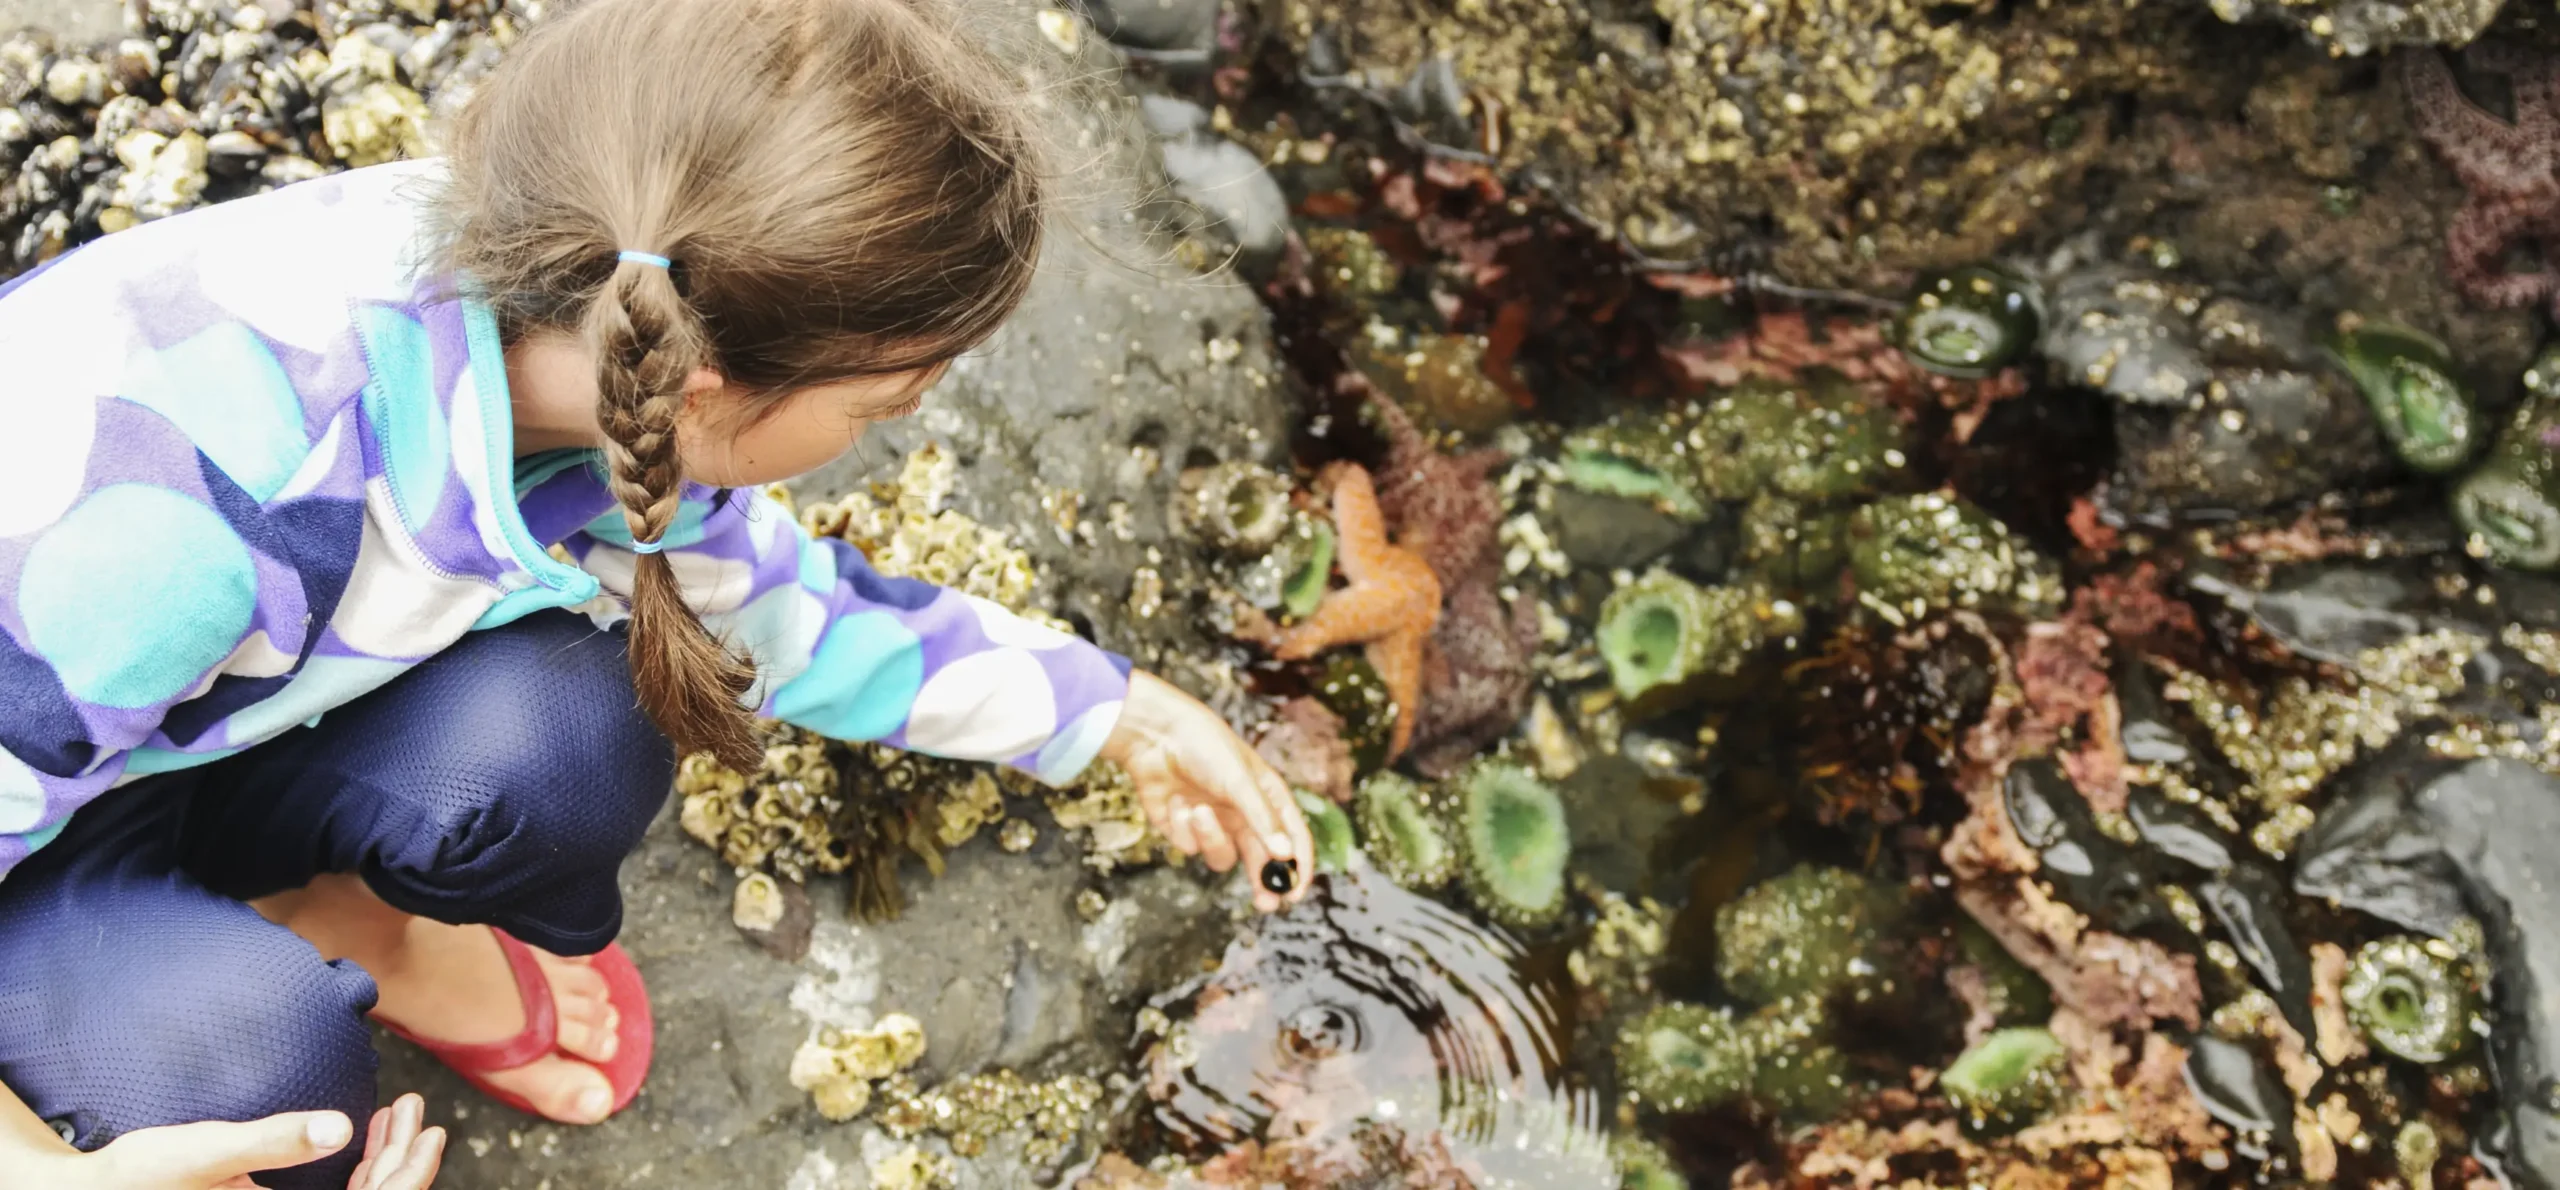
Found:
[1145,864,1613,1187]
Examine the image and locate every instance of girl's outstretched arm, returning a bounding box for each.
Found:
[1101,671,1313,912]
[567,485,1310,906]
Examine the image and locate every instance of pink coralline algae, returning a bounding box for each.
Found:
[2404,45,2560,318]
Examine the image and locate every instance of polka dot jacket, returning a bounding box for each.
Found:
[0,160,1133,878]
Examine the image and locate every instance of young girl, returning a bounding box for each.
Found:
[0,0,1312,1185]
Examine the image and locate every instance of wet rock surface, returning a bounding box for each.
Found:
[2297,754,2560,1187]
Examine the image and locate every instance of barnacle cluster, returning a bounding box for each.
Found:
[798,443,1055,621]
[874,1069,1104,1164]
[2156,629,2480,857]
[0,0,532,268]
[1273,0,2209,280]
[1567,891,1672,1000]
[788,1012,928,1123]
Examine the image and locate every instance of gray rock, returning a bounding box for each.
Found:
[2293,754,2560,1189]
[2036,266,2392,521]
[1133,96,1291,267]
[1546,486,1693,573]
[1080,0,1218,53]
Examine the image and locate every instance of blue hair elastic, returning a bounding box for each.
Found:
[629,539,668,555]
[618,250,673,269]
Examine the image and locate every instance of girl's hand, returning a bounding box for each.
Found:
[1101,671,1316,912]
[34,1094,445,1190]
[346,1095,446,1190]
[57,1109,357,1189]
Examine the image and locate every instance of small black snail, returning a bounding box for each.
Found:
[1259,857,1298,894]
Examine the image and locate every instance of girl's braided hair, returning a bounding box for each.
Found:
[432,0,1043,769]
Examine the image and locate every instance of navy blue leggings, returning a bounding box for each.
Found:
[0,611,673,1188]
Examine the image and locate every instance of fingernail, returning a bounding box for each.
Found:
[1267,834,1292,857]
[308,1112,353,1149]
[579,1088,613,1119]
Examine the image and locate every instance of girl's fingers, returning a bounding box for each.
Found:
[381,1127,446,1190]
[1161,793,1201,857]
[1190,804,1240,873]
[1200,748,1291,863]
[1255,764,1314,897]
[366,1095,424,1189]
[90,1112,355,1189]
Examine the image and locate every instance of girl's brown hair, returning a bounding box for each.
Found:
[433,0,1043,770]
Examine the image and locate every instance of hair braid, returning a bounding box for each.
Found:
[585,257,762,772]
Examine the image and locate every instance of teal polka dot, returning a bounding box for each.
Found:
[123,324,312,503]
[21,484,258,709]
[769,611,923,742]
[358,308,450,525]
[798,539,838,595]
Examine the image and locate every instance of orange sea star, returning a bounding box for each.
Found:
[1270,463,1443,761]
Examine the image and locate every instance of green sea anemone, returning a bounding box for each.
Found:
[1895,265,2043,380]
[2344,936,2478,1064]
[1716,865,1906,1006]
[1181,461,1292,553]
[1279,517,1336,619]
[1596,572,1802,703]
[1689,380,1910,505]
[1452,760,1571,929]
[1353,771,1457,890]
[1311,652,1398,775]
[1610,1134,1688,1190]
[1615,1002,1751,1113]
[1940,1026,2068,1134]
[1560,443,1709,522]
[1736,996,1853,1120]
[1846,493,2058,627]
[1292,787,1357,873]
[2326,321,2477,474]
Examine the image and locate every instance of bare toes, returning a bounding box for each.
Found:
[487,1056,614,1125]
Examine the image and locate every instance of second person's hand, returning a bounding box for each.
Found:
[1100,671,1315,912]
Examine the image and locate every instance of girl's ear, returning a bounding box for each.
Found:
[681,366,725,410]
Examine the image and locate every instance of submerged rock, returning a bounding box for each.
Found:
[2293,754,2560,1186]
[1139,95,1289,266]
[2037,267,2393,520]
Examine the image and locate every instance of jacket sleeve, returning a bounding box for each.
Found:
[567,486,1131,785]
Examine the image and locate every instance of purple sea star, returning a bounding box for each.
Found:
[2402,45,2560,317]
[1363,395,1538,776]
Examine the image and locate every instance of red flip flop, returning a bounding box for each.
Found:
[377,930,654,1119]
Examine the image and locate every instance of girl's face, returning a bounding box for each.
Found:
[676,362,947,487]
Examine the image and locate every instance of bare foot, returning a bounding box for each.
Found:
[367,918,623,1124]
[256,875,625,1126]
